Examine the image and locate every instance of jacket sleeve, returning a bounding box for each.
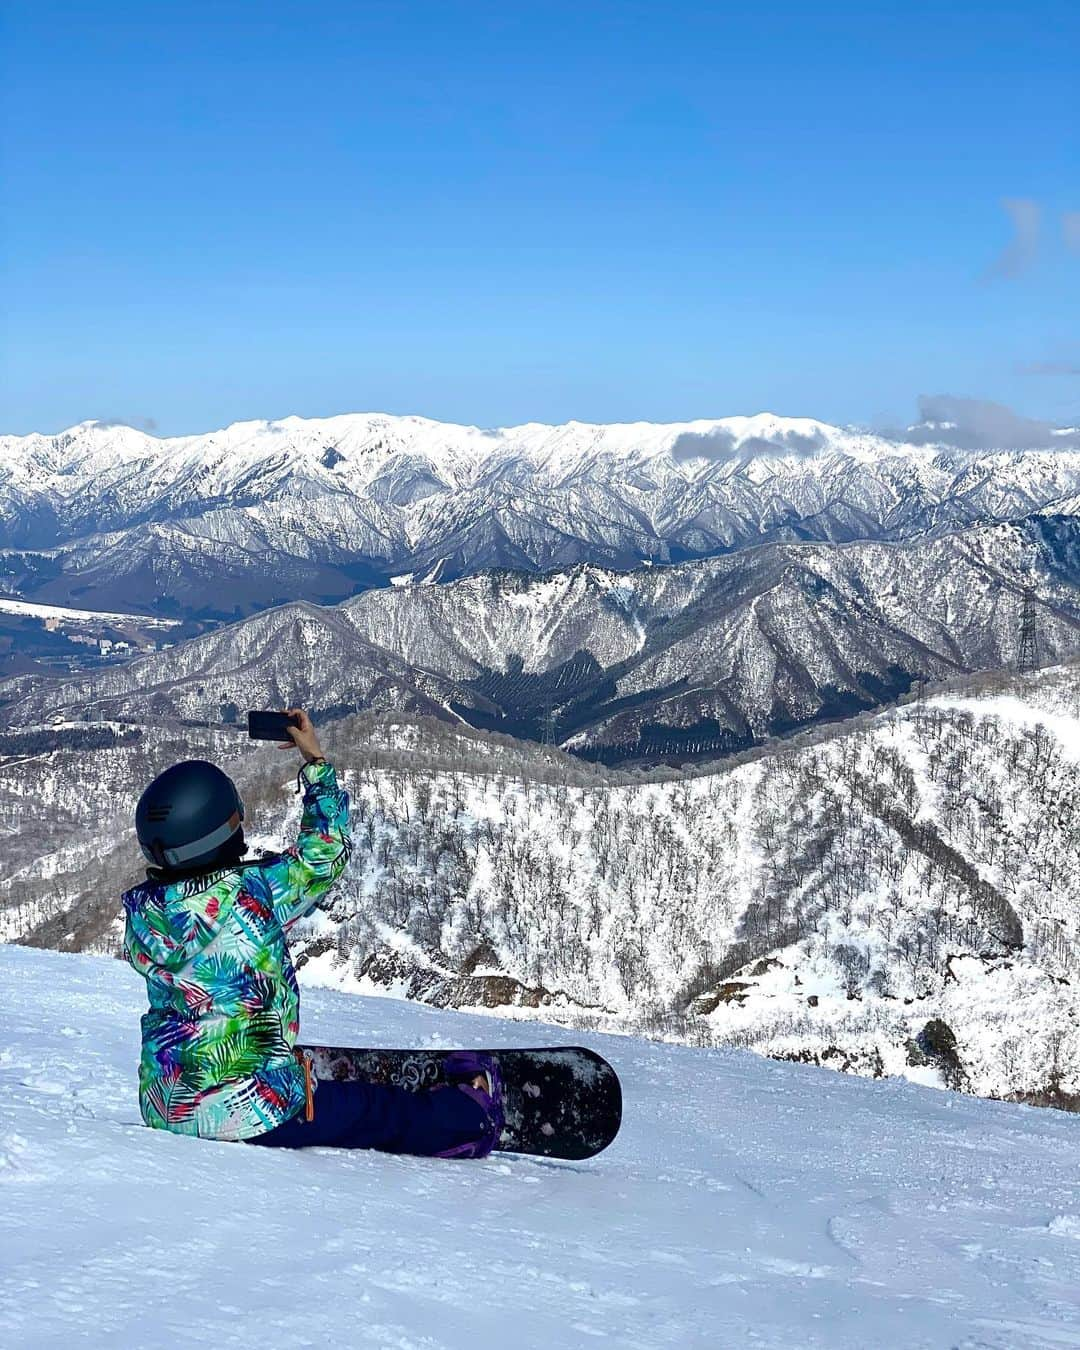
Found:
[266,760,352,932]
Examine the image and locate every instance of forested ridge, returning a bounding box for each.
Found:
[3,664,1078,1107]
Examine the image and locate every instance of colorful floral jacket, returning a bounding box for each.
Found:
[123,760,351,1141]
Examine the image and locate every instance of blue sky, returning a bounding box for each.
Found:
[2,1,1078,436]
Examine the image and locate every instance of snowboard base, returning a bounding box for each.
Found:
[298,1044,622,1160]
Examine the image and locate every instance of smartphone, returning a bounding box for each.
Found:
[247,710,300,742]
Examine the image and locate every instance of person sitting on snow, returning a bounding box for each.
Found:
[123,708,503,1157]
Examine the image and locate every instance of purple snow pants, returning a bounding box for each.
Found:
[247,1079,490,1157]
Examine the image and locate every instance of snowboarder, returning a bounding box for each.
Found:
[122,708,503,1157]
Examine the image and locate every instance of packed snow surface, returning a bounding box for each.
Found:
[2,946,1079,1350]
[0,597,179,625]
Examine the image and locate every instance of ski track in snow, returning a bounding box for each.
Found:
[1,947,1079,1349]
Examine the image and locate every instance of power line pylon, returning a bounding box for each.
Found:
[1018,589,1039,674]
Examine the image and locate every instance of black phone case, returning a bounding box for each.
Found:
[247,710,299,741]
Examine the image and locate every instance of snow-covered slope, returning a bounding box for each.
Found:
[6,516,1080,763]
[5,410,1080,617]
[0,597,180,626]
[2,945,1078,1350]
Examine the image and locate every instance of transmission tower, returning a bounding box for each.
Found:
[540,707,559,747]
[1018,589,1039,674]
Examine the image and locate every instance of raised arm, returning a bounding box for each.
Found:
[265,709,352,931]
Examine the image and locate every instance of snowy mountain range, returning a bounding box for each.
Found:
[5,514,1080,762]
[6,408,1080,1128]
[5,410,1080,618]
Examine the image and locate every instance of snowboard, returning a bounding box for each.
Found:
[298,1044,622,1160]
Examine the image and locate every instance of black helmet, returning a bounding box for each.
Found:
[136,760,245,872]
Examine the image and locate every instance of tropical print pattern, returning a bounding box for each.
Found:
[123,760,351,1141]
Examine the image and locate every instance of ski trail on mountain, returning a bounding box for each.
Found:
[2,945,1080,1349]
